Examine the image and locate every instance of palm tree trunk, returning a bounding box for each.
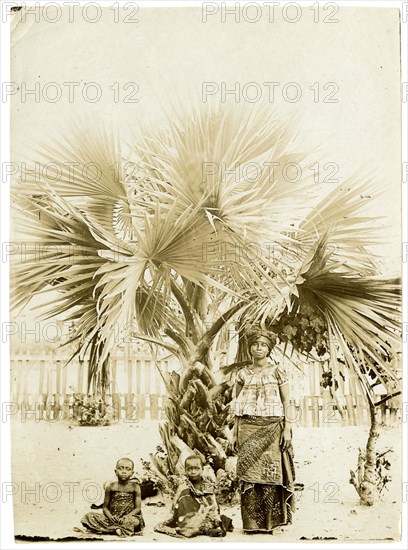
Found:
[350,399,380,505]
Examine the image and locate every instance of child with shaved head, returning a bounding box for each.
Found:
[81,457,144,537]
[154,455,232,538]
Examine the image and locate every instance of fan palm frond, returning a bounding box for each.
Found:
[15,122,133,237]
[297,176,385,274]
[293,233,400,384]
[11,192,108,312]
[133,102,315,242]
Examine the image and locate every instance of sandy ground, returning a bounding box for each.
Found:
[10,418,402,543]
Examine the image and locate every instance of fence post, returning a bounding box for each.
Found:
[345,394,356,426]
[125,393,136,421]
[113,393,121,422]
[62,394,70,420]
[22,355,30,407]
[39,360,45,395]
[149,360,162,420]
[111,358,118,395]
[145,360,152,419]
[380,397,389,426]
[150,394,159,420]
[62,362,68,395]
[72,395,80,421]
[126,345,133,395]
[135,359,145,419]
[389,394,401,425]
[136,394,146,420]
[46,394,53,421]
[300,396,309,427]
[321,388,338,427]
[78,360,84,394]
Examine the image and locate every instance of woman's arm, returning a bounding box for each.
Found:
[279,382,295,451]
[230,373,244,417]
[230,377,244,451]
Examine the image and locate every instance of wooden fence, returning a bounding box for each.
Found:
[9,352,402,426]
[10,352,172,422]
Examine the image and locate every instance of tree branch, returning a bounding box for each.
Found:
[130,332,179,356]
[170,280,200,343]
[164,328,195,357]
[374,391,401,407]
[191,301,246,363]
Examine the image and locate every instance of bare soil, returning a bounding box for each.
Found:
[11,418,402,543]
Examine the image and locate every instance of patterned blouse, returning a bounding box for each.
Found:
[233,362,288,417]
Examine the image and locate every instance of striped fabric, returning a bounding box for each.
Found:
[234,363,288,417]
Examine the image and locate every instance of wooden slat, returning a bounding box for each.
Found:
[38,393,45,420]
[72,395,81,420]
[150,394,159,420]
[78,360,84,394]
[54,395,62,421]
[85,360,90,394]
[46,395,53,420]
[10,360,17,401]
[62,394,70,420]
[136,360,141,395]
[55,360,62,395]
[111,358,118,394]
[308,364,316,395]
[311,396,321,427]
[145,360,151,396]
[389,407,398,425]
[22,359,30,405]
[61,362,68,396]
[125,393,135,421]
[125,344,132,395]
[112,393,122,422]
[46,369,52,396]
[321,388,338,427]
[39,361,45,394]
[136,394,146,420]
[301,396,310,427]
[354,394,364,425]
[345,395,356,426]
[315,362,322,396]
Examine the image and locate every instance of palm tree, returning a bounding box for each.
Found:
[12,103,401,504]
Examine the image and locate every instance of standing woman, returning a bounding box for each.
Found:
[232,327,296,534]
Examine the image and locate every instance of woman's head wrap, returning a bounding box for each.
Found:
[246,327,277,353]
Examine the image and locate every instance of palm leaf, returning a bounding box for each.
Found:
[16,122,133,237]
[133,102,315,242]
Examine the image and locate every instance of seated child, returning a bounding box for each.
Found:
[81,458,144,537]
[154,455,232,538]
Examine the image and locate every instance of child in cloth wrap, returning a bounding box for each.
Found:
[81,458,144,537]
[154,455,233,538]
[232,327,296,533]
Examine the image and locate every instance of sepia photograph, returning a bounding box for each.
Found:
[1,0,407,547]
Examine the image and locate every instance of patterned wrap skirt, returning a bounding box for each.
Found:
[236,415,295,532]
